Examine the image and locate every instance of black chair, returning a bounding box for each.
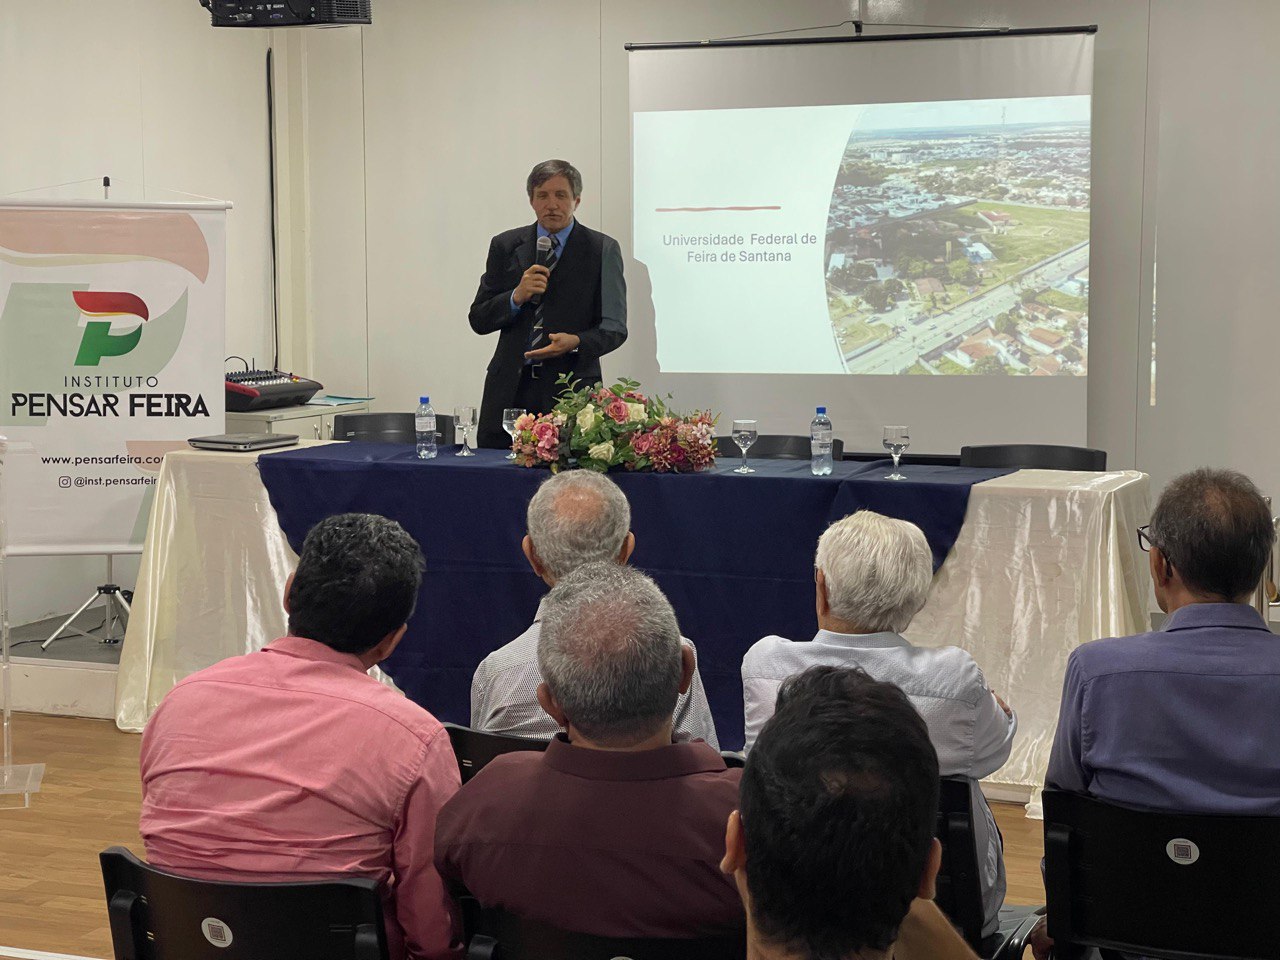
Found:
[443,722,548,784]
[331,411,456,446]
[959,443,1106,471]
[464,903,746,960]
[844,450,962,466]
[1043,788,1280,959]
[715,434,844,461]
[720,750,745,768]
[100,846,387,960]
[934,777,1039,960]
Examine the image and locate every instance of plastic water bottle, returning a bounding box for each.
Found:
[810,407,833,476]
[415,396,437,460]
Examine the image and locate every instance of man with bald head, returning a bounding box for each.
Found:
[470,469,718,746]
[438,562,743,939]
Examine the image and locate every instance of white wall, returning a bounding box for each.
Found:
[0,0,276,622]
[297,0,1280,499]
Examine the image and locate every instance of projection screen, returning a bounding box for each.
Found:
[627,29,1095,451]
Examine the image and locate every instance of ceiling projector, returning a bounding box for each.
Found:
[199,1,372,27]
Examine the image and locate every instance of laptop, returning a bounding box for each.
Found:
[188,433,300,452]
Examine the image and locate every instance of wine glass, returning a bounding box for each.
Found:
[731,419,758,474]
[454,405,478,457]
[502,407,525,460]
[883,425,909,480]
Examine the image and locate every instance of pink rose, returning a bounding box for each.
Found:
[631,432,653,455]
[532,421,558,444]
[606,399,629,423]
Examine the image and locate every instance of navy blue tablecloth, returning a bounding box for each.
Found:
[257,444,1009,750]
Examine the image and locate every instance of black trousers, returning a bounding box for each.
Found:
[478,364,558,449]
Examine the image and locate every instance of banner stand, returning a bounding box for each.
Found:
[0,440,45,809]
[0,191,228,806]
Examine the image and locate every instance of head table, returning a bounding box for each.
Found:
[117,441,1150,796]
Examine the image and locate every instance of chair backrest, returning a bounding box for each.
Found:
[933,776,987,950]
[99,846,388,960]
[715,434,845,461]
[331,411,456,446]
[443,722,549,784]
[1043,789,1280,960]
[464,904,746,960]
[958,443,1106,471]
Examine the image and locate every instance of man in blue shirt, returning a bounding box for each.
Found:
[1047,467,1280,812]
[1030,468,1278,959]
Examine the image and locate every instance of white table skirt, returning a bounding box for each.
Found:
[116,449,1150,795]
[904,469,1151,791]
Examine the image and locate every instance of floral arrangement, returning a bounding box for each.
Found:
[510,376,718,473]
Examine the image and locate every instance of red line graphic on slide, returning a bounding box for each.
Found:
[72,291,149,321]
[655,205,782,212]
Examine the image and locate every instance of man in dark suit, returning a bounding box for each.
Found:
[470,159,627,449]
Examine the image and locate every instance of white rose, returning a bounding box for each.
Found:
[587,441,615,462]
[576,405,597,432]
[626,402,647,423]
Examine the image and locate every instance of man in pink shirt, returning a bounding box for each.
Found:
[140,513,461,960]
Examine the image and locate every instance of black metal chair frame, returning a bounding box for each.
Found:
[463,900,746,960]
[443,722,549,784]
[1044,788,1280,960]
[331,411,456,446]
[959,443,1106,471]
[100,846,387,960]
[715,434,844,461]
[935,777,1039,959]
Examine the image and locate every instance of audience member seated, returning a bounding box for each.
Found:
[740,510,1015,940]
[722,665,980,960]
[1048,467,1280,805]
[1029,468,1280,959]
[470,469,719,746]
[436,562,743,938]
[139,514,460,960]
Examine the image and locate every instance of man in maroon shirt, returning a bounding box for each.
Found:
[434,561,743,939]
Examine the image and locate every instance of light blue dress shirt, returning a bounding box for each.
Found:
[741,628,1016,937]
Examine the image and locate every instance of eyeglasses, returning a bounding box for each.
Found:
[1136,525,1158,553]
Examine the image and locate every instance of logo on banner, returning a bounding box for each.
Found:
[72,291,149,366]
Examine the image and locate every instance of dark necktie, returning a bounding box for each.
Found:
[526,234,560,361]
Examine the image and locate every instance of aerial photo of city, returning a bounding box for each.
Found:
[825,95,1091,376]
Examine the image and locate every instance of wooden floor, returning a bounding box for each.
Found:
[0,713,1046,958]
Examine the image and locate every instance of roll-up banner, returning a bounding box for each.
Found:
[0,200,228,553]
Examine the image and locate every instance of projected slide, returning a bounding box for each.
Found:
[634,95,1090,376]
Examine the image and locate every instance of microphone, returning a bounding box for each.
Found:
[531,235,553,305]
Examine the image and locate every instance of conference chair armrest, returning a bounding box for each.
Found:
[995,912,1042,960]
[465,934,499,960]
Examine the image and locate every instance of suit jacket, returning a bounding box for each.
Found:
[469,221,626,447]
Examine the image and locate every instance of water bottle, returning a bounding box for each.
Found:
[415,396,437,460]
[810,406,833,476]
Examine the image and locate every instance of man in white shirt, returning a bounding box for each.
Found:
[741,510,1015,940]
[471,470,719,747]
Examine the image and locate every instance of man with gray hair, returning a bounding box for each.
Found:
[470,158,627,447]
[436,563,744,939]
[470,469,718,746]
[740,510,1016,943]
